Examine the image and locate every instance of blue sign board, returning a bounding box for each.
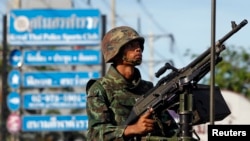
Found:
[22,115,88,131]
[7,92,21,111]
[8,70,21,89]
[22,71,100,88]
[23,93,86,109]
[8,9,101,46]
[9,49,22,67]
[23,50,101,65]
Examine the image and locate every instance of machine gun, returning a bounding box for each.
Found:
[124,19,247,139]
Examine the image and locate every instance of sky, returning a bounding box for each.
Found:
[1,0,250,84]
[75,0,250,83]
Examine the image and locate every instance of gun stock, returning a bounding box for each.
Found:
[124,19,248,125]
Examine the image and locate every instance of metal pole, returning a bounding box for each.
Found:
[1,14,9,141]
[210,0,216,124]
[111,0,116,28]
[101,15,107,76]
[148,32,154,82]
[178,90,194,141]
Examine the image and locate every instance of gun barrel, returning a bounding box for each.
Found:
[185,19,248,70]
[217,19,248,45]
[124,19,248,126]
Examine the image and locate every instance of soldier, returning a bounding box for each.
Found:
[86,26,178,141]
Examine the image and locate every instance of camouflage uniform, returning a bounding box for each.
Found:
[86,64,152,140]
[86,26,178,141]
[86,65,178,141]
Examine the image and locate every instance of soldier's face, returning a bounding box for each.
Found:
[122,41,143,66]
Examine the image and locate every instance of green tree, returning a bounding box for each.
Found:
[189,45,250,99]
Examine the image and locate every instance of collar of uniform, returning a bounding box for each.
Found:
[106,64,142,90]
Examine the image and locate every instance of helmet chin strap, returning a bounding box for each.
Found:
[122,56,141,66]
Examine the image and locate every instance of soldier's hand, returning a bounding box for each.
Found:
[124,108,155,137]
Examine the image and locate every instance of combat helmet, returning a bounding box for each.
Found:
[101,26,145,63]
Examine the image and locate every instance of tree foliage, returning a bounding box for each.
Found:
[189,45,250,99]
[214,45,250,98]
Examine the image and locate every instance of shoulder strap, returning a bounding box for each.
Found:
[86,79,97,94]
[86,78,110,107]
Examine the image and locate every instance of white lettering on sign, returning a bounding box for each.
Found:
[24,93,86,109]
[53,54,72,63]
[42,33,61,40]
[31,95,42,102]
[78,53,97,61]
[63,95,82,102]
[26,52,98,64]
[28,34,43,40]
[63,34,82,40]
[9,34,28,40]
[25,116,88,130]
[9,33,99,41]
[27,102,86,109]
[43,95,60,102]
[60,76,88,86]
[29,15,99,30]
[26,52,47,62]
[26,76,52,86]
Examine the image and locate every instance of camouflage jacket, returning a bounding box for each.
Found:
[86,64,177,141]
